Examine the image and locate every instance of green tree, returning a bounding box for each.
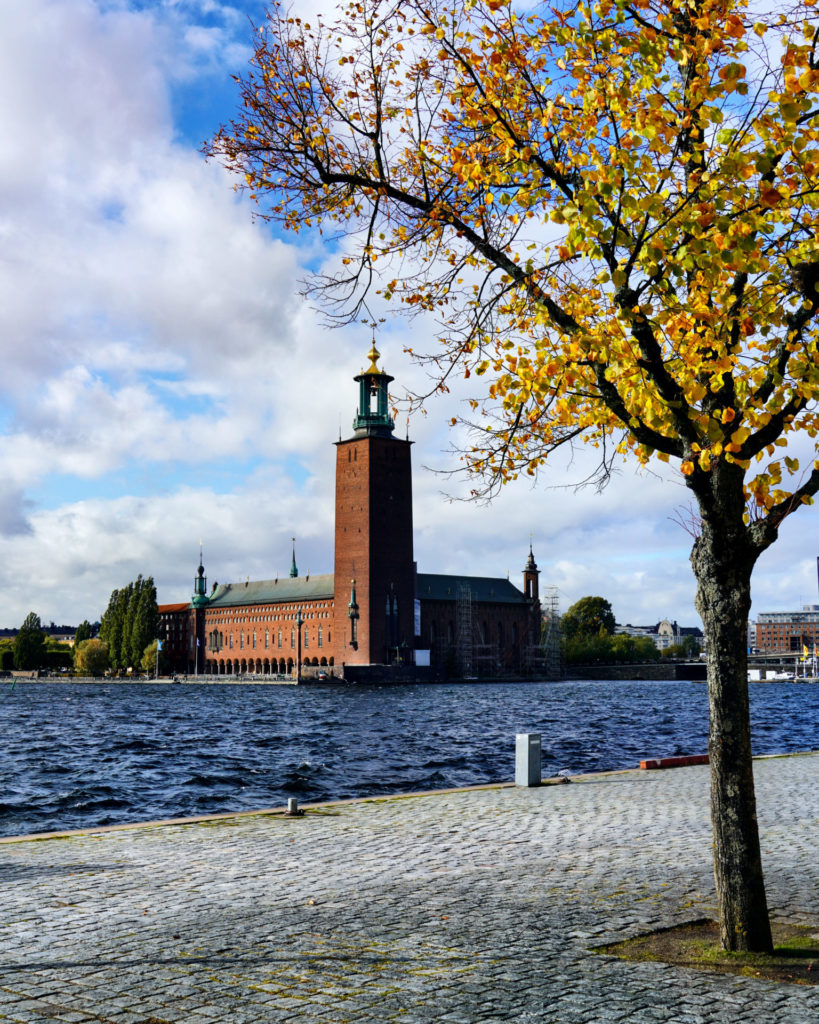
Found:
[13,612,46,670]
[128,578,158,669]
[74,620,92,645]
[561,597,616,639]
[633,636,662,663]
[74,639,109,677]
[141,639,167,677]
[208,0,819,952]
[99,585,128,671]
[98,577,156,672]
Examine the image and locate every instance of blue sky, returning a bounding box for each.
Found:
[0,0,815,628]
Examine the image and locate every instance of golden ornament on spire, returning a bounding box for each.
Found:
[365,342,382,374]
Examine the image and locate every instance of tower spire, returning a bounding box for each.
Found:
[523,539,539,602]
[290,537,298,578]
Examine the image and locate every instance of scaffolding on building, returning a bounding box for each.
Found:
[456,583,474,677]
[540,585,561,679]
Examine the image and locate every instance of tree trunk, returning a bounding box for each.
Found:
[690,466,773,953]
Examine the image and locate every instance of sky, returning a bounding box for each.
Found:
[1,0,816,630]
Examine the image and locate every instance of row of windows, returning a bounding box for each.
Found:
[207,627,330,652]
[209,609,333,625]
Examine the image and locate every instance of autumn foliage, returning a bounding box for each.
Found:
[213,0,819,521]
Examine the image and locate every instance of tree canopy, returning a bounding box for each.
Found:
[74,638,110,678]
[561,595,616,637]
[209,0,819,954]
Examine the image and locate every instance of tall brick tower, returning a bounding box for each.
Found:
[333,345,415,666]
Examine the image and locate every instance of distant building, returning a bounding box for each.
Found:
[617,619,704,651]
[755,605,819,654]
[158,348,542,680]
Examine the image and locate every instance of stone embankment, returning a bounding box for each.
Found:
[1,753,817,1022]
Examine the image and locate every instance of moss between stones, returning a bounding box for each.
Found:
[595,919,819,985]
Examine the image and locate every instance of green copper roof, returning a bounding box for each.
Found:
[207,575,334,608]
[416,573,529,605]
[199,572,526,610]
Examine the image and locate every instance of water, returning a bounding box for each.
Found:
[0,679,817,838]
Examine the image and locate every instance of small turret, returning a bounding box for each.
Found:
[192,547,209,608]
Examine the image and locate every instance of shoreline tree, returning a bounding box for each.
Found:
[561,596,617,638]
[210,0,819,951]
[74,638,110,678]
[13,612,46,671]
[98,576,158,673]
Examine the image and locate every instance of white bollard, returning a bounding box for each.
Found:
[515,733,542,787]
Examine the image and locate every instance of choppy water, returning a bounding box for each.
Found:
[1,679,817,837]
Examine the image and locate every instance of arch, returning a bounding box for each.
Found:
[311,657,319,666]
[287,657,294,671]
[328,657,334,666]
[263,658,270,674]
[320,656,328,666]
[256,658,263,673]
[241,658,248,673]
[279,658,286,673]
[219,659,226,675]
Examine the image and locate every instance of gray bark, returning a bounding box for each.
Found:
[690,461,773,953]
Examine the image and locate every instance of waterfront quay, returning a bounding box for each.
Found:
[2,754,818,1022]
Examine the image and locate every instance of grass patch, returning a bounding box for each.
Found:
[596,919,819,986]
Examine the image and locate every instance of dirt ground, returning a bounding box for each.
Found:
[598,919,819,986]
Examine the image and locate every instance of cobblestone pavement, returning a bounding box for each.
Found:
[1,754,818,1023]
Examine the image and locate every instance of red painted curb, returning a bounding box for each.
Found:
[640,754,710,770]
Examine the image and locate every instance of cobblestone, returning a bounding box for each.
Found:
[1,754,818,1021]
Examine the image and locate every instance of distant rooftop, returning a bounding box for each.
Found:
[417,573,528,605]
[208,575,335,608]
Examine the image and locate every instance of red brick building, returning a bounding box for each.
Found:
[159,347,541,680]
[755,606,819,654]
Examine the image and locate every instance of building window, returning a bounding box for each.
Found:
[240,634,244,650]
[318,626,323,648]
[229,634,233,649]
[291,628,295,648]
[265,630,269,649]
[304,629,309,649]
[253,630,257,649]
[278,629,282,648]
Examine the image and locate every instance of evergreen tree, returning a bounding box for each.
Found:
[14,612,46,670]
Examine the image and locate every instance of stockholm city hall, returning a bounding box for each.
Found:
[158,347,542,681]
